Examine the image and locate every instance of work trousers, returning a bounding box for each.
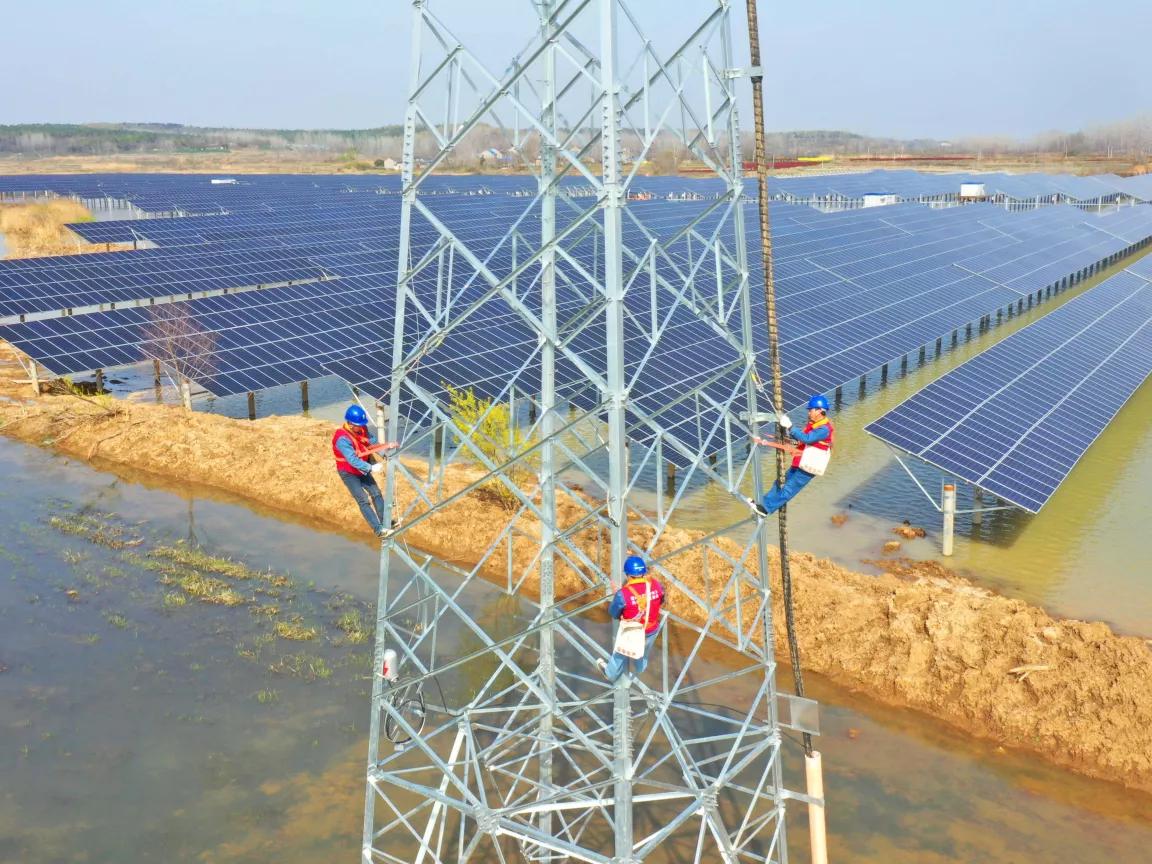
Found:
[339,470,387,533]
[604,621,663,683]
[760,466,815,514]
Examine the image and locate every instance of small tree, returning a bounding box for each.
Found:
[445,384,536,509]
[140,302,217,409]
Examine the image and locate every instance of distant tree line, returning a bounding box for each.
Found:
[0,123,406,157]
[3,113,1149,167]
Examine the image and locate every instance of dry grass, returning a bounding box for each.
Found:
[0,200,130,259]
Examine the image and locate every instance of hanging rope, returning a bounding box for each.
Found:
[744,0,813,758]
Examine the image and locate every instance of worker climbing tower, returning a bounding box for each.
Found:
[351,1,820,861]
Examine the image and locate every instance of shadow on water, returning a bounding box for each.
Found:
[828,457,1037,551]
[3,437,1152,862]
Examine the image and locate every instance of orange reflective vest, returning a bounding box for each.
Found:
[333,426,374,476]
[619,576,664,635]
[791,417,834,470]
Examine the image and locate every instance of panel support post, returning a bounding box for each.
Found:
[28,359,40,396]
[300,380,310,412]
[179,377,192,411]
[95,368,104,393]
[972,487,983,526]
[942,483,957,556]
[247,392,256,421]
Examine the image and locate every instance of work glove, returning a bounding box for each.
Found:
[370,462,385,476]
[777,412,793,430]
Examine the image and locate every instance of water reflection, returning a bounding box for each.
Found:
[2,437,1151,862]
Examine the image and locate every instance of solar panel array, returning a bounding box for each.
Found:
[865,268,1152,512]
[4,169,1152,480]
[3,168,1151,218]
[2,276,394,395]
[5,193,1152,422]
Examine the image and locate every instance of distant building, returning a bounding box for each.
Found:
[959,182,987,200]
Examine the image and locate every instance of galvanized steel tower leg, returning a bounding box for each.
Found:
[537,0,559,839]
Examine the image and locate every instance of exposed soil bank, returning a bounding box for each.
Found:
[3,342,1151,796]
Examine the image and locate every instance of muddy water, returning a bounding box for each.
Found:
[2,437,1151,862]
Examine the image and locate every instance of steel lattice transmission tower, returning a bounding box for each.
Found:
[358,1,818,861]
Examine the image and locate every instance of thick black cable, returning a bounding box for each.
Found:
[744,0,813,758]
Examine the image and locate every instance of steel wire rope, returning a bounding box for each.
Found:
[744,0,813,758]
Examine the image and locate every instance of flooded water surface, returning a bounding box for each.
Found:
[2,438,1151,862]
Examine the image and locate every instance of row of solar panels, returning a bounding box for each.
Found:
[4,169,1152,216]
[866,255,1152,513]
[3,197,1145,329]
[4,196,1149,472]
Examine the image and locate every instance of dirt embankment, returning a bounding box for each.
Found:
[2,345,1151,796]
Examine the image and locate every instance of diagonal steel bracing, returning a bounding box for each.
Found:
[357,2,814,862]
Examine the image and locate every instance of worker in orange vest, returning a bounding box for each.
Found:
[333,404,398,538]
[596,556,665,683]
[752,394,834,516]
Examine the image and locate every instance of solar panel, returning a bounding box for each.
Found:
[865,268,1152,512]
[0,276,395,397]
[5,175,1152,467]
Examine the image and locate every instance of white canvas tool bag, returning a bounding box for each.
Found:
[612,580,651,659]
[798,444,831,477]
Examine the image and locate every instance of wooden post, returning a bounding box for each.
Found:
[95,368,104,393]
[972,487,983,526]
[28,359,40,396]
[247,392,256,420]
[665,460,677,494]
[179,378,192,411]
[300,380,310,412]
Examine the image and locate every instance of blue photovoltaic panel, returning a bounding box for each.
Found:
[865,268,1152,513]
[0,276,394,397]
[4,170,1152,469]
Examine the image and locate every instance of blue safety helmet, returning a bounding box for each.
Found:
[623,556,648,576]
[344,404,369,427]
[807,394,830,413]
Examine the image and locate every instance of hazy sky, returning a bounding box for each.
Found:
[2,0,1147,139]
